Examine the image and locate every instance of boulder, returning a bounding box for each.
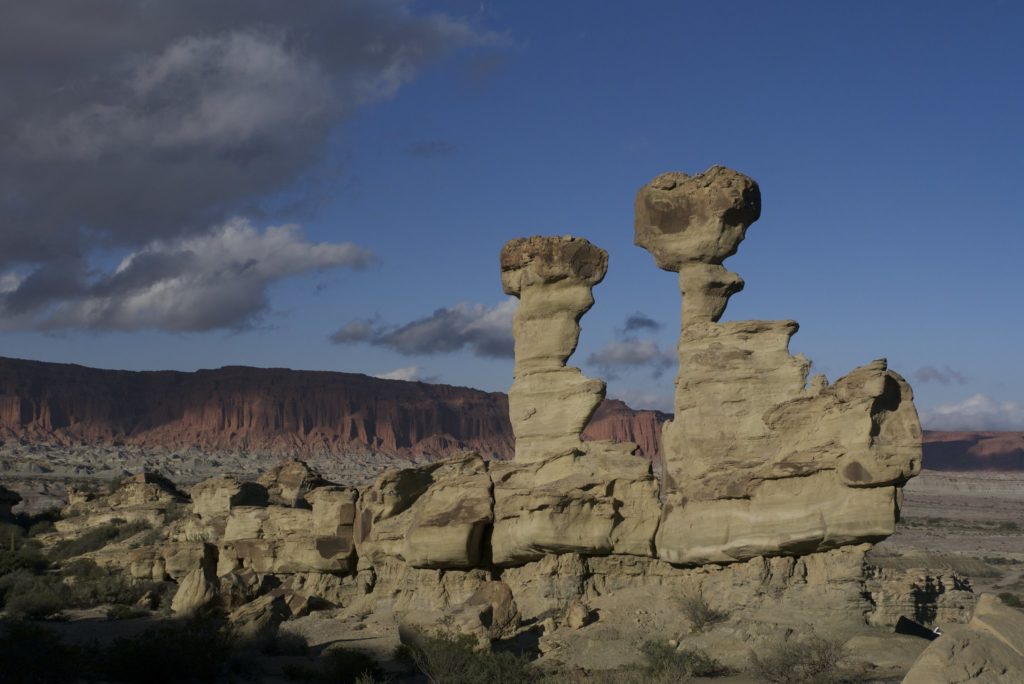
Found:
[171,567,218,616]
[904,594,1024,683]
[356,453,492,570]
[257,460,329,508]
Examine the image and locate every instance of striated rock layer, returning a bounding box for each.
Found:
[0,356,663,461]
[634,166,922,565]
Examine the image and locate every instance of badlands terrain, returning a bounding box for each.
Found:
[1,167,1022,683]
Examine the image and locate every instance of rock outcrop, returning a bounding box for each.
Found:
[0,355,666,462]
[904,593,1024,683]
[634,166,922,565]
[501,236,609,462]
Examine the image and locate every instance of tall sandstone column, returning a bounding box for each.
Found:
[634,166,923,565]
[500,236,609,462]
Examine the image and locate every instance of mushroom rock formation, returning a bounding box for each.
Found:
[491,235,661,564]
[635,166,922,566]
[500,235,610,462]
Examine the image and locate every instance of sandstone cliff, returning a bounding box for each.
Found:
[0,356,664,461]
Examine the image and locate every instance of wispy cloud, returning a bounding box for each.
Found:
[914,365,968,385]
[374,366,438,383]
[621,312,661,334]
[331,299,516,359]
[587,339,675,379]
[921,394,1024,431]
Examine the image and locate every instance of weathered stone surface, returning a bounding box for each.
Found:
[634,166,922,565]
[190,476,268,523]
[258,460,329,508]
[171,566,218,615]
[490,448,659,566]
[355,453,492,570]
[229,593,290,638]
[306,486,358,536]
[903,593,1024,683]
[865,567,975,628]
[501,236,609,462]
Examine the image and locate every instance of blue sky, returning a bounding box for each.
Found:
[1,1,1022,430]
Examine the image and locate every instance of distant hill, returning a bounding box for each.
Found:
[0,356,666,461]
[921,431,1024,471]
[2,356,1019,471]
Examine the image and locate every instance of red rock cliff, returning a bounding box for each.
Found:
[0,357,665,460]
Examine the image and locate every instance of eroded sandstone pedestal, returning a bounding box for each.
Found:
[634,166,922,565]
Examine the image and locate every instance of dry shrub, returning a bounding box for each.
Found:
[750,634,848,684]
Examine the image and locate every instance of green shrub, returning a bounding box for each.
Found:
[0,622,85,684]
[1,572,65,618]
[679,592,728,632]
[998,592,1023,608]
[638,641,725,681]
[750,635,848,684]
[0,541,49,577]
[106,603,150,620]
[400,629,532,684]
[99,616,235,683]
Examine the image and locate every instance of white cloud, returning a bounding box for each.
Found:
[332,298,516,359]
[374,366,435,382]
[586,339,675,379]
[5,218,372,332]
[921,394,1024,431]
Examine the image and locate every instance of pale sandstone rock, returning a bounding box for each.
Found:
[229,593,290,638]
[306,486,358,536]
[171,566,218,615]
[355,453,492,570]
[257,459,329,508]
[565,599,591,629]
[490,448,659,566]
[190,476,267,526]
[634,166,922,565]
[501,236,609,462]
[903,594,1024,683]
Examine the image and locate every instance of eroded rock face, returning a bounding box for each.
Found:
[355,453,493,570]
[490,449,659,566]
[501,236,609,462]
[634,166,922,565]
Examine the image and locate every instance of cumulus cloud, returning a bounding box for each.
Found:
[0,219,371,331]
[621,312,661,334]
[331,299,516,359]
[0,1,493,327]
[914,365,968,385]
[921,394,1024,431]
[374,366,437,383]
[586,339,675,379]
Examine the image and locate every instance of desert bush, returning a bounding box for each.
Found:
[106,603,150,620]
[750,635,848,684]
[638,640,725,681]
[679,591,728,632]
[51,519,151,560]
[99,616,235,683]
[998,592,1023,608]
[400,629,532,684]
[0,622,86,684]
[282,646,382,684]
[0,540,49,577]
[1,571,65,618]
